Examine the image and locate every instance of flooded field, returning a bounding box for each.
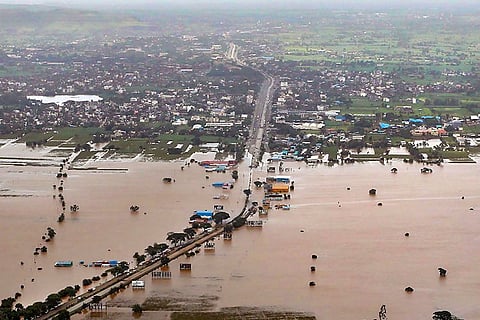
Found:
[0,158,249,306]
[1,157,480,319]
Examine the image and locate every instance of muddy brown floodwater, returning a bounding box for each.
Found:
[1,158,480,320]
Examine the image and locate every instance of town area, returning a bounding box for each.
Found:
[0,6,479,166]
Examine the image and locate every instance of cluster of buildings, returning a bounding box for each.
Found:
[0,11,478,163]
[0,35,262,143]
[214,12,479,160]
[264,67,479,155]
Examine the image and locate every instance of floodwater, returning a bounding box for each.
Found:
[1,157,480,320]
[0,158,249,306]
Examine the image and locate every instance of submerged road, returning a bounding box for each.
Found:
[38,206,256,319]
[39,43,269,320]
[38,227,227,319]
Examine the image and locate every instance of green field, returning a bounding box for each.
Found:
[266,10,480,80]
[9,128,240,161]
[0,65,47,77]
[103,134,238,161]
[19,127,105,146]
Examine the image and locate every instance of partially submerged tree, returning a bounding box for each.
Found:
[433,311,462,320]
[132,304,143,314]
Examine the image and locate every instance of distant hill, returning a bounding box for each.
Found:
[0,4,144,39]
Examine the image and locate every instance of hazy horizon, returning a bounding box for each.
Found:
[0,0,479,11]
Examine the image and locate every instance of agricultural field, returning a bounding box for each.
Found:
[271,11,479,74]
[3,128,240,161]
[103,135,237,161]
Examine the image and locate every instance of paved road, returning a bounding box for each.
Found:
[248,72,274,167]
[37,227,227,319]
[226,42,276,167]
[39,43,272,320]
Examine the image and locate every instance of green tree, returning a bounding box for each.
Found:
[432,310,462,320]
[166,232,187,246]
[213,211,230,225]
[57,286,76,298]
[132,304,143,314]
[28,301,48,317]
[47,227,56,239]
[45,293,62,310]
[91,296,102,304]
[183,228,197,240]
[110,261,129,276]
[192,134,201,146]
[53,309,70,320]
[0,309,20,320]
[1,297,15,309]
[133,253,146,265]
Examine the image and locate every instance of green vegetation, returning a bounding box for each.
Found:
[53,309,70,320]
[19,131,54,144]
[0,65,47,77]
[323,120,353,132]
[8,128,244,161]
[171,307,316,320]
[463,125,480,134]
[18,127,105,148]
[103,134,238,161]
[266,10,480,134]
[0,284,78,319]
[141,296,315,320]
[0,133,18,139]
[74,151,97,161]
[276,11,480,75]
[418,148,470,161]
[51,127,105,144]
[322,146,338,161]
[142,295,217,312]
[131,304,143,314]
[0,5,144,41]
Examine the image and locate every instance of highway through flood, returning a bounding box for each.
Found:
[227,42,276,167]
[39,43,274,319]
[39,226,232,319]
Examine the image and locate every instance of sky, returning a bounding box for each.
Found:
[0,0,478,10]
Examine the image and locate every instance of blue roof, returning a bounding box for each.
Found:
[409,118,424,123]
[194,210,213,218]
[379,122,391,129]
[212,182,225,187]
